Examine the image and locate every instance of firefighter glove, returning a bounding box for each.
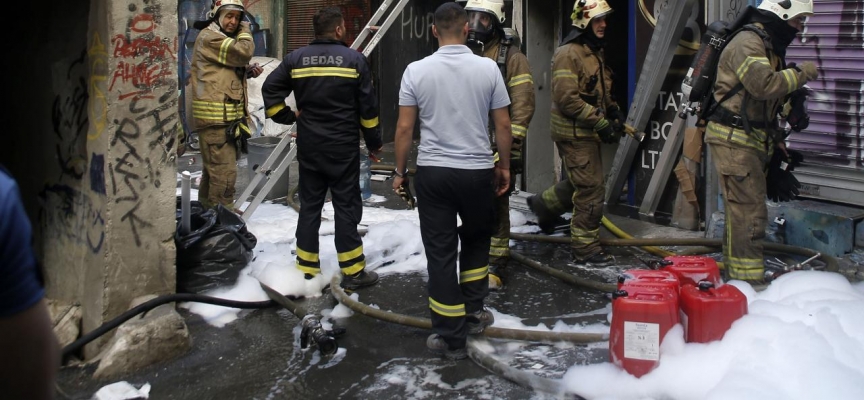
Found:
[794,61,819,81]
[226,120,252,155]
[270,106,297,125]
[510,139,524,175]
[766,150,804,202]
[595,118,618,144]
[786,88,810,132]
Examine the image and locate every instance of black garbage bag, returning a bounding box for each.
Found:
[175,199,257,293]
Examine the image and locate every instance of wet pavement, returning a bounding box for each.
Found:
[56,140,864,399]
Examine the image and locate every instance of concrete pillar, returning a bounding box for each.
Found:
[75,0,178,356]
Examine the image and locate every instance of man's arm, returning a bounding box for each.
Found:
[491,106,512,197]
[0,299,60,400]
[262,57,297,125]
[392,105,417,191]
[197,23,255,68]
[355,57,383,152]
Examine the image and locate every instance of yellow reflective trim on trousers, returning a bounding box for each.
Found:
[460,266,489,284]
[552,70,578,81]
[736,56,769,81]
[296,247,319,263]
[782,69,798,94]
[340,260,365,276]
[295,264,320,275]
[726,257,764,280]
[511,124,527,138]
[429,298,466,317]
[508,74,534,87]
[291,67,359,79]
[219,37,235,65]
[338,245,364,262]
[706,122,769,153]
[360,116,379,129]
[266,103,285,118]
[571,227,599,244]
[491,237,509,247]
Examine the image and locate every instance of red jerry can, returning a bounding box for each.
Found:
[609,286,679,377]
[662,255,722,287]
[617,269,681,294]
[679,281,748,343]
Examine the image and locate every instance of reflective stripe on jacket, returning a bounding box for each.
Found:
[190,22,255,130]
[550,40,617,142]
[262,39,382,153]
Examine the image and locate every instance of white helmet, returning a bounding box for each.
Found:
[757,0,814,21]
[463,0,506,24]
[571,0,614,30]
[207,0,245,19]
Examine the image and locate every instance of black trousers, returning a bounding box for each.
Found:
[294,148,366,276]
[415,165,495,349]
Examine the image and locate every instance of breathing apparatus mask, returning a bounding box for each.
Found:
[467,11,498,51]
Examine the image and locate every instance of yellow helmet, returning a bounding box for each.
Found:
[571,0,614,30]
[207,0,245,19]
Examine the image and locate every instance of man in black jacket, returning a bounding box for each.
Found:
[262,7,383,289]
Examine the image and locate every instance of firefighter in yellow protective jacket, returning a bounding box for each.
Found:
[528,0,621,267]
[189,0,261,210]
[462,0,535,290]
[705,0,818,282]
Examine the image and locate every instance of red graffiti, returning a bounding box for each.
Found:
[130,13,155,33]
[109,60,174,92]
[112,34,176,62]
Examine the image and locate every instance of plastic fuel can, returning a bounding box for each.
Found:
[617,269,681,294]
[679,281,748,343]
[609,286,679,377]
[662,255,722,287]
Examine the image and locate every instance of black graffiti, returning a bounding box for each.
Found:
[51,50,89,181]
[38,184,105,254]
[120,201,152,247]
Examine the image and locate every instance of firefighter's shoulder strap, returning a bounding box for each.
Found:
[703,24,772,121]
[495,29,519,79]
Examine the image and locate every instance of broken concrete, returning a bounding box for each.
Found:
[93,295,191,380]
[47,299,82,348]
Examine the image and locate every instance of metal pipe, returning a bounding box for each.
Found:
[181,171,192,235]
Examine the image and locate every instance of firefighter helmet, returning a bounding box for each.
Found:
[757,0,814,21]
[207,0,245,19]
[463,0,506,24]
[571,0,614,30]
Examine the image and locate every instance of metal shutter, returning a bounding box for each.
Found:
[786,0,864,206]
[285,0,371,53]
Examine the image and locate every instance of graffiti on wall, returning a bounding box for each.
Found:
[39,184,106,254]
[108,0,179,247]
[401,6,435,43]
[52,51,90,181]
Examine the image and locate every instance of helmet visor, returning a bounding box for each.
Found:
[467,11,495,35]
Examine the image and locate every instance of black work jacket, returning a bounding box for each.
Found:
[262,39,382,153]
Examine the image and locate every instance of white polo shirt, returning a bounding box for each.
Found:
[399,44,511,170]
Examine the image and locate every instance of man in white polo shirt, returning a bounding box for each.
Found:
[392,1,513,360]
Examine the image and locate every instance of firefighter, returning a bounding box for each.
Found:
[704,0,818,282]
[189,0,262,210]
[262,7,383,289]
[461,0,535,290]
[527,0,621,267]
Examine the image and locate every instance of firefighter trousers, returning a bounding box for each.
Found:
[198,125,237,210]
[489,174,516,277]
[539,140,605,259]
[294,148,366,277]
[709,142,767,281]
[415,166,495,350]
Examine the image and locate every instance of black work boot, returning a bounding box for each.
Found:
[341,269,379,290]
[426,334,468,360]
[527,195,560,234]
[570,251,615,268]
[466,308,494,334]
